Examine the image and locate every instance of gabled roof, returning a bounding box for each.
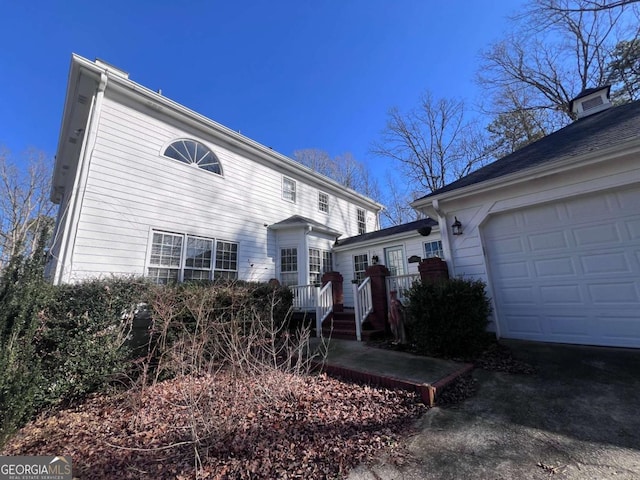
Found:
[417,99,640,201]
[334,217,438,248]
[268,215,341,236]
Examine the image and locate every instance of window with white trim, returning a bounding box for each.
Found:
[353,254,369,282]
[357,208,366,235]
[424,240,444,259]
[280,247,298,286]
[163,139,222,175]
[318,191,329,213]
[147,231,238,284]
[309,248,321,284]
[308,248,333,284]
[215,241,239,280]
[322,251,333,274]
[148,232,183,284]
[282,177,297,203]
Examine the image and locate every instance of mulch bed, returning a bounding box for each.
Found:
[2,370,426,479]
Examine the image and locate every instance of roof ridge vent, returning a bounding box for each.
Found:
[94,58,129,79]
[569,85,612,119]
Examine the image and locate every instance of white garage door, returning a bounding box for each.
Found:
[483,185,640,348]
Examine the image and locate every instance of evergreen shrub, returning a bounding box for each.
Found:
[405,277,492,358]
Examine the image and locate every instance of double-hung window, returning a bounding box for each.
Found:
[322,251,333,274]
[353,254,369,282]
[280,247,298,286]
[318,191,329,213]
[147,231,238,283]
[148,232,183,284]
[424,240,444,259]
[357,208,366,235]
[282,177,297,203]
[308,249,333,284]
[309,248,321,284]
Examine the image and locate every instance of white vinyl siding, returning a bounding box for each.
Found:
[53,90,379,283]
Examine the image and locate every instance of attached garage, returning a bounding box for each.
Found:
[483,185,640,347]
[413,87,640,348]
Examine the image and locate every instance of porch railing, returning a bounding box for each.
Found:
[290,284,318,310]
[352,277,373,341]
[386,273,420,306]
[315,281,333,337]
[290,282,333,337]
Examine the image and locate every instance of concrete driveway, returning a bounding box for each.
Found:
[348,340,640,480]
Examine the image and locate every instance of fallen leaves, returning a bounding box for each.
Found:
[1,370,425,479]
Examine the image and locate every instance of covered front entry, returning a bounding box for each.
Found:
[483,184,640,348]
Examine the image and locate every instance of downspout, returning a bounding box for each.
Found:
[54,72,108,284]
[303,225,312,285]
[431,199,455,278]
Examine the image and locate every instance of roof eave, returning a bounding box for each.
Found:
[412,137,640,211]
[69,55,383,212]
[333,224,440,251]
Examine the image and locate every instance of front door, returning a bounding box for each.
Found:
[384,246,406,276]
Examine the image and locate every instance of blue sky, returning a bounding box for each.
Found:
[0,0,524,179]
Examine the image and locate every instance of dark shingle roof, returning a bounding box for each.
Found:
[269,215,341,236]
[419,99,640,200]
[335,218,438,248]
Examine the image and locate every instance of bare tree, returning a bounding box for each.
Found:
[293,149,381,200]
[372,92,491,195]
[0,148,55,266]
[607,38,640,102]
[543,0,640,12]
[479,0,640,130]
[378,176,423,227]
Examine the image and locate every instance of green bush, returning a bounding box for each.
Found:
[405,277,492,358]
[34,277,151,408]
[0,270,294,447]
[0,235,52,446]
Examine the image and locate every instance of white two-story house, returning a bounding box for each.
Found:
[47,55,385,287]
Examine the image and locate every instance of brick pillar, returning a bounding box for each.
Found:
[322,271,344,312]
[418,257,449,282]
[365,264,390,332]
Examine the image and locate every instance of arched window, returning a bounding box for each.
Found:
[163,139,222,175]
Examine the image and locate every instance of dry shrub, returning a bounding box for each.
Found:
[132,281,321,471]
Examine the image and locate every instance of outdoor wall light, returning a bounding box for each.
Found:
[371,255,379,265]
[451,217,463,235]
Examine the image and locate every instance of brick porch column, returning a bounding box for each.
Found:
[322,271,344,313]
[418,257,449,282]
[365,264,390,332]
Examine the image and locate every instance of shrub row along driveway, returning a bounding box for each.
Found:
[349,340,640,480]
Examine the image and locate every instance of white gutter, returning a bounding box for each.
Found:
[54,72,108,284]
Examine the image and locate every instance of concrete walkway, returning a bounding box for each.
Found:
[347,340,640,480]
[309,338,473,405]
